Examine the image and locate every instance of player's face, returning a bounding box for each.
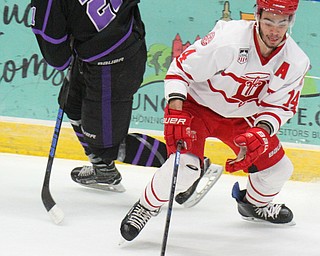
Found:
[259,11,290,48]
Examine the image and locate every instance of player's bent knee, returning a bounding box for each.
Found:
[154,153,201,194]
[176,153,201,192]
[277,155,294,180]
[250,154,294,191]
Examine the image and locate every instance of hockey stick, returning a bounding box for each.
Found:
[41,57,73,224]
[160,141,182,256]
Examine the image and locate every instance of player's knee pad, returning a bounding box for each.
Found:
[154,153,201,193]
[142,153,201,209]
[246,155,293,206]
[62,94,82,120]
[176,153,201,192]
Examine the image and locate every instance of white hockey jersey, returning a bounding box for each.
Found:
[164,20,310,136]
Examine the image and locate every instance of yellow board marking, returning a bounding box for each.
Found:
[0,121,319,182]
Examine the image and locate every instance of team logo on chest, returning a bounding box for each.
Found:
[237,48,249,64]
[233,72,269,106]
[214,71,270,107]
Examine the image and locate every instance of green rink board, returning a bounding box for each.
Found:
[0,0,320,146]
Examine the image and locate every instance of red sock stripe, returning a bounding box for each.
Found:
[150,175,168,203]
[248,176,279,197]
[246,191,268,205]
[144,175,168,209]
[144,187,159,208]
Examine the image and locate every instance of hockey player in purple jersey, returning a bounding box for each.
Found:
[30,0,221,203]
[30,0,150,191]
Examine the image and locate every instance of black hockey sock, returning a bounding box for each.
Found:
[119,133,167,167]
[70,120,92,156]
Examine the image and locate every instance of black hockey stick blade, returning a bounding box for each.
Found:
[41,108,65,224]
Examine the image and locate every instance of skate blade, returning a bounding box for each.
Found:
[183,164,223,208]
[78,182,126,193]
[241,216,296,226]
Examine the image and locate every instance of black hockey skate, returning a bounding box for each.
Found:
[120,201,160,241]
[232,182,294,225]
[71,161,125,192]
[175,157,223,207]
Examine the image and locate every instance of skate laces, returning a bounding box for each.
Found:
[78,166,94,177]
[255,203,282,220]
[127,203,159,231]
[77,164,115,177]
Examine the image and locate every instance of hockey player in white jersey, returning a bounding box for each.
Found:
[120,0,310,241]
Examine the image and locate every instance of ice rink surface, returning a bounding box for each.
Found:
[1,153,319,256]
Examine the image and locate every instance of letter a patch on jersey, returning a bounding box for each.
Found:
[237,48,249,64]
[275,61,290,80]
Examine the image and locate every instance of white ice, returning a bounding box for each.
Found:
[1,153,319,256]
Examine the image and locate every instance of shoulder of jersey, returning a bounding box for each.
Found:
[284,36,310,68]
[202,20,254,49]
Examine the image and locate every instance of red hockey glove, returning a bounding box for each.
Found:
[225,127,270,173]
[164,106,196,154]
